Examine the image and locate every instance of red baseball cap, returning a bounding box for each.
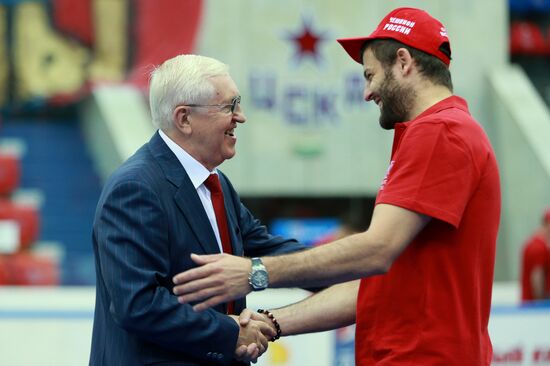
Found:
[337,7,451,66]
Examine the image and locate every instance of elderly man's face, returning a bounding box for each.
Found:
[185,75,246,170]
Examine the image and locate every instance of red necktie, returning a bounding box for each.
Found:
[204,174,234,314]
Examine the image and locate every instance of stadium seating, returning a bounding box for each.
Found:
[0,135,59,285]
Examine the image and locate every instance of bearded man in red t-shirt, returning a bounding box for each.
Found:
[172,7,501,366]
[521,209,550,302]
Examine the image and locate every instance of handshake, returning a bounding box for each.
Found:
[230,309,280,364]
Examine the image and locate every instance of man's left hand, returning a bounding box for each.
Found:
[173,253,252,311]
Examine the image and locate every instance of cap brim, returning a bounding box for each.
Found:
[337,37,372,64]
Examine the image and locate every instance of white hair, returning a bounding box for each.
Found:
[149,54,229,130]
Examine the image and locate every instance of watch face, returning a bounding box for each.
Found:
[251,271,268,289]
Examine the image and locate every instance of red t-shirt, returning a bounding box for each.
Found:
[355,96,501,366]
[521,233,550,301]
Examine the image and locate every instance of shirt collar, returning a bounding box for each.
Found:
[158,129,215,189]
[409,95,468,123]
[390,96,468,158]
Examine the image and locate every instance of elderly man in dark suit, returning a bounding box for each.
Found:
[89,54,305,366]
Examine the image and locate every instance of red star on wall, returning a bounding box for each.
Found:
[286,17,327,64]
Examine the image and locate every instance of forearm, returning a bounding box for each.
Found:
[271,280,359,335]
[172,204,429,312]
[263,204,429,289]
[263,232,388,289]
[531,267,545,299]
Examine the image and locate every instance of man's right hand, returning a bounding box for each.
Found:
[173,254,252,311]
[230,314,276,363]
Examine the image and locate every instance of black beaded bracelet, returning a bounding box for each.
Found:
[257,309,282,342]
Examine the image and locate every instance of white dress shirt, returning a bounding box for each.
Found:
[159,130,224,252]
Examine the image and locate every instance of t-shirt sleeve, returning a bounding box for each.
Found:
[376,121,479,228]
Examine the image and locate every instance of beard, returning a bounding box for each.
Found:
[378,70,416,130]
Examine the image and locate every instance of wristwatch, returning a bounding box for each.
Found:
[248,257,269,291]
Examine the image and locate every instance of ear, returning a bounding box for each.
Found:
[395,48,414,75]
[173,105,192,135]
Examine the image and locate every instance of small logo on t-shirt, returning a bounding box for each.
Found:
[380,160,395,191]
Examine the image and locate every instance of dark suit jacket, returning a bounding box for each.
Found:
[89,132,305,366]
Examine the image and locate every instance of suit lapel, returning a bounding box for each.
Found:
[173,184,221,255]
[148,132,220,254]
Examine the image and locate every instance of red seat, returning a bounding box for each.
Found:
[510,21,549,56]
[0,154,21,195]
[0,200,40,249]
[0,252,59,285]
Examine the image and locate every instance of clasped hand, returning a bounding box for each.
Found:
[232,309,275,363]
[171,255,274,362]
